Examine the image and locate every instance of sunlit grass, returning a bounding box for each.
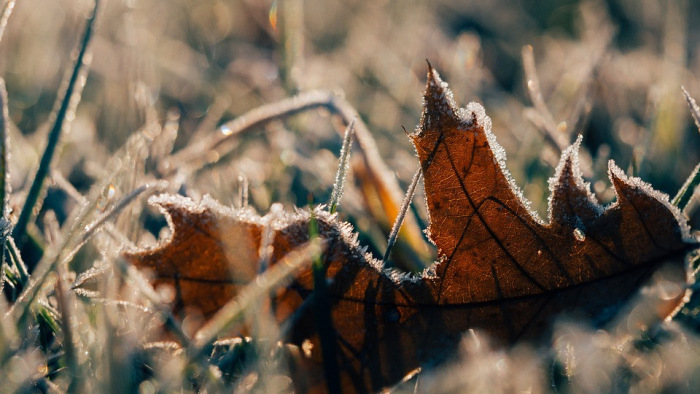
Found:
[0,0,698,392]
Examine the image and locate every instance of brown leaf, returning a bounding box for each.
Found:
[123,67,696,393]
[124,196,263,322]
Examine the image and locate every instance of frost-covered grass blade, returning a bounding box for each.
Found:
[12,0,100,256]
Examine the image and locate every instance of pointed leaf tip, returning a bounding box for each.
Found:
[419,66,461,135]
[607,160,629,198]
[549,135,601,226]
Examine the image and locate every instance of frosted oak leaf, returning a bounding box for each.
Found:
[123,66,697,393]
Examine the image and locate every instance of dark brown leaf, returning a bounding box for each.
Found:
[123,66,696,393]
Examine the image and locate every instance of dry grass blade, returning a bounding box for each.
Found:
[0,79,8,296]
[0,79,9,217]
[0,218,10,293]
[238,174,249,209]
[51,169,136,248]
[78,181,167,245]
[191,238,323,357]
[0,291,16,360]
[160,90,341,174]
[5,235,27,286]
[113,258,191,347]
[7,180,162,327]
[0,0,15,44]
[58,181,168,270]
[382,167,422,266]
[46,210,81,392]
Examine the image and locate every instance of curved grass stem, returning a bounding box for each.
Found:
[162,89,430,260]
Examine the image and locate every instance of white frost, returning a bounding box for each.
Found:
[607,162,694,243]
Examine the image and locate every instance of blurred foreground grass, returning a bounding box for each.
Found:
[1,0,700,392]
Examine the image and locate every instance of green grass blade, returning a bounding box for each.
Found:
[0,218,10,293]
[672,162,700,210]
[308,209,341,393]
[12,0,100,254]
[0,79,9,217]
[682,86,700,132]
[673,87,700,211]
[0,79,9,294]
[329,118,355,214]
[6,235,27,288]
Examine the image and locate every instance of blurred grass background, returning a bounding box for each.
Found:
[5,0,700,250]
[2,0,700,392]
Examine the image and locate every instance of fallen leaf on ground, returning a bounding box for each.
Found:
[122,66,697,393]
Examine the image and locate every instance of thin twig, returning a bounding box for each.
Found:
[160,90,340,173]
[238,174,249,209]
[522,45,568,152]
[13,0,100,253]
[191,93,232,143]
